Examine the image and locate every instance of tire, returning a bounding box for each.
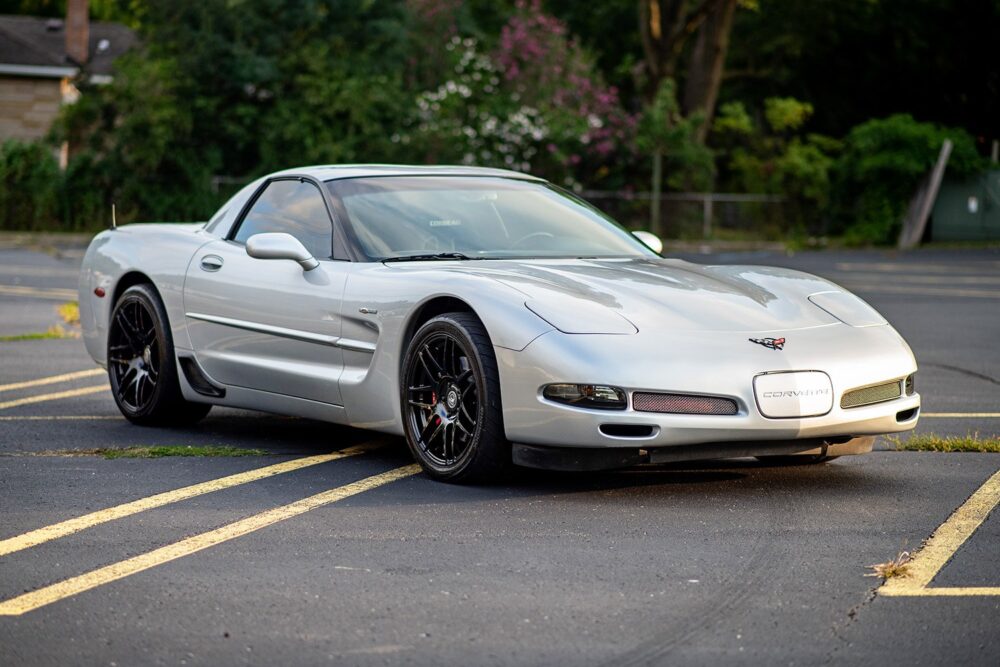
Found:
[400,312,510,483]
[107,284,211,426]
[754,454,839,465]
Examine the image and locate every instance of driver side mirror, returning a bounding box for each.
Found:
[245,232,319,270]
[632,230,663,255]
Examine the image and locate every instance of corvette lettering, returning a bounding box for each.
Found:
[762,389,831,398]
[749,337,785,350]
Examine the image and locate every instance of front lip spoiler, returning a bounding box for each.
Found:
[511,437,855,471]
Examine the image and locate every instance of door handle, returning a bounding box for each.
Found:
[200,255,224,272]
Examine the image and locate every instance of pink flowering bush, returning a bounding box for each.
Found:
[409,0,637,189]
[495,0,637,188]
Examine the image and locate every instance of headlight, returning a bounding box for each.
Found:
[543,384,627,410]
[905,374,916,395]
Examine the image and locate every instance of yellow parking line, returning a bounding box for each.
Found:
[880,468,1000,597]
[0,385,108,411]
[0,284,77,301]
[922,413,1000,418]
[0,463,420,615]
[0,369,104,394]
[0,445,376,558]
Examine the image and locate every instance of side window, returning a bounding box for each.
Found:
[233,180,333,259]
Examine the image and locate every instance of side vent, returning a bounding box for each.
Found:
[599,424,656,438]
[178,356,226,398]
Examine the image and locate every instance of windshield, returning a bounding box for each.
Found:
[325,176,655,260]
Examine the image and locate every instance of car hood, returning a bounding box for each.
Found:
[442,257,848,333]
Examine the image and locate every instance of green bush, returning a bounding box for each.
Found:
[832,114,985,245]
[713,98,839,234]
[0,140,61,231]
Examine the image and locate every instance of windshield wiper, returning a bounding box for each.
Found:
[382,252,475,262]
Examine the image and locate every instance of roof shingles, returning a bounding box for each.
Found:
[0,14,136,76]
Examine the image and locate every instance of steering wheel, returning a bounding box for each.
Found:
[510,231,556,249]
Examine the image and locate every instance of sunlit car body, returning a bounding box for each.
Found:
[79,165,920,480]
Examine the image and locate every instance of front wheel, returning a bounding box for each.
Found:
[107,284,211,426]
[400,312,509,483]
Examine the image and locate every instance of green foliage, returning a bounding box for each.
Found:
[55,51,220,228]
[53,0,413,226]
[832,114,985,245]
[715,98,839,231]
[714,102,753,135]
[1,0,993,242]
[410,2,637,190]
[0,140,61,230]
[763,97,813,133]
[637,80,714,191]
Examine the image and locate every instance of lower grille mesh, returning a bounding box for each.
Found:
[633,392,738,415]
[840,381,901,409]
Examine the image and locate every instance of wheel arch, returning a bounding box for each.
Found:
[400,296,480,365]
[111,271,158,316]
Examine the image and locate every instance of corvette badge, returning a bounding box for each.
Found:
[749,336,785,351]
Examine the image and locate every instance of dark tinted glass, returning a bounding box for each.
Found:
[234,180,333,259]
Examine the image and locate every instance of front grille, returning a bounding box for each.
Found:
[632,392,738,415]
[840,380,902,409]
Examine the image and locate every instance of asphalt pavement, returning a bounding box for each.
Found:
[1,235,998,665]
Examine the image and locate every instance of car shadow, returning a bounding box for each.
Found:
[137,411,908,503]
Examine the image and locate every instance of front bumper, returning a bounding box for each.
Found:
[496,325,920,450]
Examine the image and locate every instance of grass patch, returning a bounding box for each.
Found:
[98,445,269,459]
[866,551,912,580]
[57,300,80,325]
[886,432,1000,453]
[0,325,73,341]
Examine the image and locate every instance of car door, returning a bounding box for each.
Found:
[183,177,349,405]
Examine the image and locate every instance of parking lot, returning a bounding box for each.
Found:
[1,237,998,665]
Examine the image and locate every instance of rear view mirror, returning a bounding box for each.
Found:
[245,233,319,270]
[632,230,663,255]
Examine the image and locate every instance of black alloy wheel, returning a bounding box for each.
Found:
[401,312,509,482]
[108,295,160,412]
[108,284,211,425]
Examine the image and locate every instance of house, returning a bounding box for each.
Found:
[0,0,135,157]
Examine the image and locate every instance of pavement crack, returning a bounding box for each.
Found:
[823,584,880,664]
[922,362,1000,387]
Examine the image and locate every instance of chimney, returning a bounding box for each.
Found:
[65,0,89,65]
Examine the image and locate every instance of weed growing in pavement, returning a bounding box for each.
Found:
[866,551,912,579]
[0,325,75,341]
[97,445,269,459]
[886,432,1000,453]
[57,301,80,325]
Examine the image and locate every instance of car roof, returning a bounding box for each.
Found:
[269,164,546,182]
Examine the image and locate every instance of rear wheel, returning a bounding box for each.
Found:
[400,313,509,483]
[107,284,211,426]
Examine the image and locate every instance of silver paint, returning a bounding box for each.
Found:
[79,165,920,459]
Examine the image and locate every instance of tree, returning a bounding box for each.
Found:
[637,0,748,142]
[681,0,739,142]
[636,79,714,234]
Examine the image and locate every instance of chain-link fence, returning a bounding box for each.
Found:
[580,191,799,241]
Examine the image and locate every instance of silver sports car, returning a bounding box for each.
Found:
[79,165,920,481]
